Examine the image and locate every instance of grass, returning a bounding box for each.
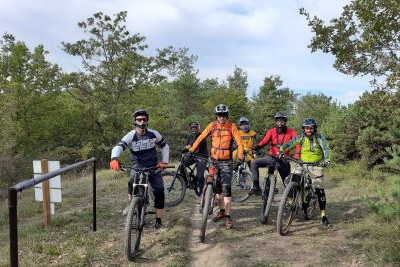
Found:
[1,161,399,265]
[0,169,193,266]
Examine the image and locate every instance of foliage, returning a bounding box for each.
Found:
[300,0,400,90]
[250,76,297,134]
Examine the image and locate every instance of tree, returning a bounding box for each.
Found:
[293,93,339,133]
[251,76,297,134]
[61,11,185,163]
[227,65,249,91]
[300,0,400,90]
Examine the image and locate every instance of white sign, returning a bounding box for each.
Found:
[33,160,62,214]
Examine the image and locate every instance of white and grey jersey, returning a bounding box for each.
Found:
[111,128,169,167]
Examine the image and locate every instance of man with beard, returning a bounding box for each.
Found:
[249,112,300,195]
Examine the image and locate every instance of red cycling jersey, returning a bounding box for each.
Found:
[256,128,300,157]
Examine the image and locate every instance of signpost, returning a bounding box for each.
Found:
[33,160,62,227]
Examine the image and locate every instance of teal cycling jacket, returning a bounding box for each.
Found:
[280,133,331,163]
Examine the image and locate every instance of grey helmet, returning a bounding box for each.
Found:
[274,112,287,121]
[238,117,250,125]
[302,117,317,129]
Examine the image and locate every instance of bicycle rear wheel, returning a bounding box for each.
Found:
[232,170,252,203]
[276,182,298,236]
[260,174,276,224]
[199,183,213,243]
[162,171,186,208]
[125,196,143,261]
[302,186,317,219]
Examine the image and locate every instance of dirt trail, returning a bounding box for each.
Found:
[189,203,229,267]
[188,182,367,266]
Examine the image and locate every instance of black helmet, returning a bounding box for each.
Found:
[133,109,149,129]
[189,121,200,128]
[189,121,200,133]
[274,112,287,121]
[214,104,229,115]
[133,109,149,120]
[302,117,317,129]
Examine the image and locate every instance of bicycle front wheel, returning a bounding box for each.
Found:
[232,170,252,203]
[199,183,213,243]
[260,174,276,224]
[302,186,317,219]
[125,196,143,261]
[276,181,298,236]
[162,171,186,208]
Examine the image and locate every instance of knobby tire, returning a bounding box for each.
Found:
[260,175,276,224]
[302,186,317,219]
[125,196,143,261]
[277,182,298,236]
[163,171,186,208]
[199,183,213,243]
[232,170,252,203]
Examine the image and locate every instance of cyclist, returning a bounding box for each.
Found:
[278,117,332,228]
[232,117,257,167]
[110,109,170,229]
[188,104,243,229]
[250,112,300,195]
[181,122,207,191]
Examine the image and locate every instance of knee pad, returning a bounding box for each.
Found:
[315,188,326,201]
[221,184,232,197]
[153,190,165,209]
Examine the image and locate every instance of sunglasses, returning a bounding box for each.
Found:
[136,118,147,122]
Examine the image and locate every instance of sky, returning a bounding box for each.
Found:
[0,0,373,105]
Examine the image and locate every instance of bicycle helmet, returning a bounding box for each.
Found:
[274,112,287,121]
[302,117,317,129]
[238,117,250,125]
[189,121,200,132]
[133,109,149,128]
[214,104,229,115]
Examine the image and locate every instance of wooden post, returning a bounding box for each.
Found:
[41,159,51,228]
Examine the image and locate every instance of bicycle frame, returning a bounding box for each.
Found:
[287,160,318,215]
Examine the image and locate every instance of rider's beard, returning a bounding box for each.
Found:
[276,125,287,134]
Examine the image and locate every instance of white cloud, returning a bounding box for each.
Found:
[0,0,372,105]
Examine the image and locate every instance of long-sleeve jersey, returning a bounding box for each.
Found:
[189,120,243,160]
[280,133,331,162]
[256,128,300,157]
[111,128,169,167]
[186,133,208,157]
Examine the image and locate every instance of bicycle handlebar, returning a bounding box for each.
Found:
[120,165,175,172]
[282,156,321,166]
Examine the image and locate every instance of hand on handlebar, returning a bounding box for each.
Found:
[322,159,331,167]
[276,151,285,160]
[110,159,120,171]
[157,162,168,169]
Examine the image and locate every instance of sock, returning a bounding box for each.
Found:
[156,217,162,224]
[220,209,225,213]
[321,210,326,217]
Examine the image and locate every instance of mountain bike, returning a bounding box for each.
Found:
[252,151,278,224]
[231,150,253,203]
[276,157,319,236]
[122,165,174,261]
[163,150,208,207]
[198,160,224,243]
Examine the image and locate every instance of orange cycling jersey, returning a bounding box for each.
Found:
[189,121,244,160]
